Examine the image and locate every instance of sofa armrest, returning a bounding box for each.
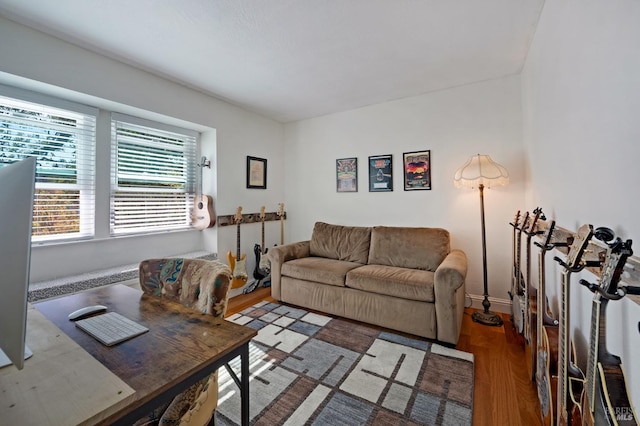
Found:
[433,249,468,345]
[267,241,310,300]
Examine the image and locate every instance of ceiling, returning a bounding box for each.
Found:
[0,0,545,123]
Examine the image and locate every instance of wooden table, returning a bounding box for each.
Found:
[24,284,255,425]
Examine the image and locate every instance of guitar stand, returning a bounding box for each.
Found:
[243,276,271,294]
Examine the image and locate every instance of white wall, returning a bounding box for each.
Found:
[284,75,526,309]
[522,0,640,412]
[0,16,284,282]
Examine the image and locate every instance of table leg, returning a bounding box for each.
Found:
[241,343,250,426]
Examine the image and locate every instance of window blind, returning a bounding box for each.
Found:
[110,114,197,235]
[0,93,97,242]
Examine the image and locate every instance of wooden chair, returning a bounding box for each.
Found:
[134,258,233,426]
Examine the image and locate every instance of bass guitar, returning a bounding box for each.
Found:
[553,224,600,426]
[510,211,529,335]
[227,207,248,289]
[191,156,215,230]
[253,206,270,280]
[524,207,545,381]
[579,233,638,425]
[534,219,563,426]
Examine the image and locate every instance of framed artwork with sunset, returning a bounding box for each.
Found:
[403,150,431,190]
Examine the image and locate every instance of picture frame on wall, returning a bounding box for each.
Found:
[336,157,358,192]
[403,150,431,191]
[246,156,267,189]
[368,154,393,192]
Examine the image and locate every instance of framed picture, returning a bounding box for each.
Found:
[403,150,431,191]
[246,156,267,189]
[368,154,393,192]
[336,157,358,192]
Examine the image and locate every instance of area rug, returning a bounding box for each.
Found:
[215,301,474,425]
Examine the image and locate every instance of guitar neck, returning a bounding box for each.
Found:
[261,219,265,254]
[558,269,571,412]
[537,248,548,312]
[525,234,534,292]
[536,250,546,346]
[198,156,205,198]
[236,222,241,258]
[280,217,284,245]
[512,225,518,267]
[585,296,602,414]
[511,214,520,297]
[536,221,559,325]
[516,230,523,291]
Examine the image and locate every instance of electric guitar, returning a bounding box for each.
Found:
[554,224,598,426]
[510,210,529,335]
[253,206,270,280]
[579,234,637,425]
[191,156,215,230]
[524,207,546,381]
[277,202,285,245]
[534,219,563,426]
[227,207,248,289]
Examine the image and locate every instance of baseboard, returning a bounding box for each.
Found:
[466,294,511,314]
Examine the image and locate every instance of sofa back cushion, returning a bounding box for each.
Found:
[368,226,450,271]
[309,222,371,264]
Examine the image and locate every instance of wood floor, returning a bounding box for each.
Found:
[457,308,542,425]
[226,287,542,425]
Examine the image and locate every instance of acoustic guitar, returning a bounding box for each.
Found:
[534,219,562,426]
[191,156,215,230]
[510,211,529,335]
[524,207,545,381]
[554,224,598,426]
[227,207,248,289]
[579,234,637,425]
[253,206,270,280]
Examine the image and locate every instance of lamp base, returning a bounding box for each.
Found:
[472,310,504,327]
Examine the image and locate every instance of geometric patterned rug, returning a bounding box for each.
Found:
[216,301,474,425]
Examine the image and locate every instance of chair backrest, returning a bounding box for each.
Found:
[139,258,233,318]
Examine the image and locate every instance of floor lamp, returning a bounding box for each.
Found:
[454,154,509,326]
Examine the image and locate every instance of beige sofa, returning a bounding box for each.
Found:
[268,222,468,345]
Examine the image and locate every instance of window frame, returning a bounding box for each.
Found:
[110,113,198,236]
[0,84,98,243]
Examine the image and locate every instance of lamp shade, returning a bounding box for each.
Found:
[453,154,509,189]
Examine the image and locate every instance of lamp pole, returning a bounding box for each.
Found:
[472,183,503,326]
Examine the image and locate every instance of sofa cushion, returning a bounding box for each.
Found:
[345,264,435,302]
[309,222,371,264]
[282,257,362,287]
[368,226,450,271]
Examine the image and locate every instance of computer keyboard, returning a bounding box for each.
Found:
[75,312,149,346]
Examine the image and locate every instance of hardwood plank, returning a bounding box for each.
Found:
[227,286,273,313]
[227,292,542,425]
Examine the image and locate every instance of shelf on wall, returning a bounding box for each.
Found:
[217,211,286,227]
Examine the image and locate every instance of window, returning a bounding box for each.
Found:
[0,90,97,242]
[110,113,197,235]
